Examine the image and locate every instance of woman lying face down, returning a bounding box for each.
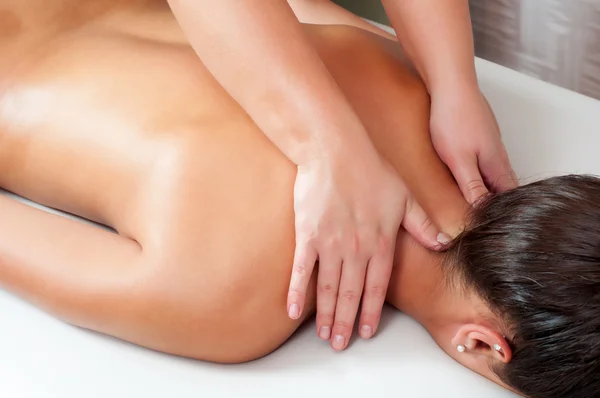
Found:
[0,1,598,397]
[418,175,600,397]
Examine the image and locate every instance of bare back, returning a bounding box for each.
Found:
[0,0,467,362]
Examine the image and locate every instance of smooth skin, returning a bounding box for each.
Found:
[167,0,517,350]
[166,0,440,351]
[0,1,517,392]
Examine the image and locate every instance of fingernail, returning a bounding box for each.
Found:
[437,233,451,245]
[360,325,373,339]
[332,335,345,350]
[288,304,300,319]
[319,326,331,340]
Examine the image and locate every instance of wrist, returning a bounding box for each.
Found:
[272,109,377,168]
[427,65,480,98]
[301,134,382,180]
[429,73,481,101]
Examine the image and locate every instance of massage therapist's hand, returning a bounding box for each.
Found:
[289,148,443,350]
[382,0,517,206]
[430,85,517,203]
[166,0,443,350]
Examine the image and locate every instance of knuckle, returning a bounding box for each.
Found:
[348,230,375,258]
[377,233,391,254]
[318,283,336,295]
[420,217,434,233]
[324,234,342,250]
[339,289,361,303]
[293,263,308,277]
[466,179,486,192]
[288,288,306,301]
[333,320,353,331]
[348,232,361,255]
[364,285,387,300]
[316,312,334,325]
[299,231,317,245]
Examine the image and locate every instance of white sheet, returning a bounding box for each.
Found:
[2,57,600,398]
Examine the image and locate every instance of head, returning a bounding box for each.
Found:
[422,174,600,397]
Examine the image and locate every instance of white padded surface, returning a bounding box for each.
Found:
[1,60,600,398]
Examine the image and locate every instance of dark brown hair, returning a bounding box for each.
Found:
[447,174,600,398]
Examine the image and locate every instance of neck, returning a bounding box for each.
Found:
[386,230,477,334]
[387,232,513,392]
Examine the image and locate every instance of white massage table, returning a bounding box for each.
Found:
[2,44,600,398]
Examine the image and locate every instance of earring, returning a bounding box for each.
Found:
[457,345,466,353]
[493,344,502,352]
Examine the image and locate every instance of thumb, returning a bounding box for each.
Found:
[479,150,518,193]
[449,154,489,204]
[401,196,447,250]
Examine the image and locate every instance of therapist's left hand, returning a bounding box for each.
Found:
[429,83,517,207]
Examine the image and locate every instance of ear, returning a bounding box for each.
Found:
[451,323,512,364]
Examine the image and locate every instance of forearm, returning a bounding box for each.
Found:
[382,0,478,93]
[167,0,375,165]
[0,194,143,321]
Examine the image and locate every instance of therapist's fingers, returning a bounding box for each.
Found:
[288,239,318,320]
[479,146,519,193]
[315,253,342,341]
[401,195,446,247]
[358,245,394,339]
[448,153,490,205]
[330,256,367,351]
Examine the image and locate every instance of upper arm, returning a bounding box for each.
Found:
[0,192,146,328]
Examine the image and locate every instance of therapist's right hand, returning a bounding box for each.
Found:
[287,147,444,351]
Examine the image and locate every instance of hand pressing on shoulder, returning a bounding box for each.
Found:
[382,0,517,205]
[288,143,444,351]
[430,83,517,204]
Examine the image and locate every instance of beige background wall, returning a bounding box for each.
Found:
[332,0,600,101]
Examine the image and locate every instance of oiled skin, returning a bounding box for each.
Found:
[0,0,468,363]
